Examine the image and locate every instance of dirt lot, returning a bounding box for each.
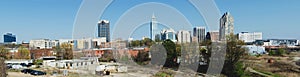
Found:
[244,52,300,77]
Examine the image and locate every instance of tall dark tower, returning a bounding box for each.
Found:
[98,20,110,42]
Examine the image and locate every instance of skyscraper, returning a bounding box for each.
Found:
[219,12,234,41]
[150,14,157,41]
[177,30,191,43]
[3,33,16,43]
[98,20,110,42]
[193,27,206,43]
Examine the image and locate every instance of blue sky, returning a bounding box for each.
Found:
[1,0,300,42]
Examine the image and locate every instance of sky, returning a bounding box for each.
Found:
[1,0,300,42]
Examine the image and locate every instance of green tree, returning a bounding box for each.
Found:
[18,46,30,59]
[0,46,9,59]
[162,39,178,68]
[141,38,154,47]
[130,40,141,47]
[222,33,247,77]
[278,48,285,56]
[200,40,212,63]
[268,50,275,56]
[175,44,181,56]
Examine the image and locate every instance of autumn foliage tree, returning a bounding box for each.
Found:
[17,46,30,59]
[61,43,73,60]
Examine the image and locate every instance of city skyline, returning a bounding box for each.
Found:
[1,0,300,42]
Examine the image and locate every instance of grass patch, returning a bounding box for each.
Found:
[154,72,172,77]
[257,70,281,77]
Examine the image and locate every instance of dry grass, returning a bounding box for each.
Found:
[244,53,300,77]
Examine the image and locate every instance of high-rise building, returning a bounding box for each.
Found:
[3,33,16,43]
[219,12,234,41]
[238,32,262,43]
[150,14,158,41]
[193,27,206,43]
[161,29,176,42]
[177,30,191,44]
[98,20,110,42]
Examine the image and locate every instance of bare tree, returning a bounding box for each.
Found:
[0,58,7,77]
[0,46,9,59]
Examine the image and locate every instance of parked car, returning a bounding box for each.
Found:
[6,64,12,69]
[30,71,46,76]
[20,63,33,67]
[21,69,34,74]
[11,65,23,69]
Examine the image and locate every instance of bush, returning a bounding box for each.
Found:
[34,59,43,65]
[268,50,276,56]
[268,49,286,56]
[234,62,247,77]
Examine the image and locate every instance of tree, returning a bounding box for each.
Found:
[61,43,73,60]
[162,39,178,68]
[54,46,63,60]
[130,40,141,47]
[99,51,114,62]
[134,51,150,65]
[17,46,30,59]
[278,48,286,56]
[0,46,9,59]
[200,40,212,63]
[225,34,246,65]
[0,58,7,77]
[222,33,247,77]
[141,38,154,47]
[175,44,181,56]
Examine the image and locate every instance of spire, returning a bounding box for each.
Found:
[152,13,156,19]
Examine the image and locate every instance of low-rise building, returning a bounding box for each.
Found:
[238,32,262,43]
[264,39,299,47]
[29,39,58,49]
[243,45,266,55]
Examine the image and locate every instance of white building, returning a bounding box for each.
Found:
[161,28,177,42]
[193,27,206,43]
[243,45,266,55]
[92,37,107,47]
[177,30,191,44]
[150,14,158,41]
[265,39,299,47]
[238,32,262,43]
[29,39,57,49]
[76,38,93,49]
